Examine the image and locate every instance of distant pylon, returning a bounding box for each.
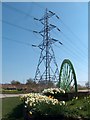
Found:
[33,8,63,83]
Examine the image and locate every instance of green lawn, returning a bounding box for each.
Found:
[1,97,24,120]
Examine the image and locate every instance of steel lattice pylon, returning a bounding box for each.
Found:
[33,9,62,83]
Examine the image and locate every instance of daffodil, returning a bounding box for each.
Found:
[29,111,32,115]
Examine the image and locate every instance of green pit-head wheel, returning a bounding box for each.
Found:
[59,59,77,93]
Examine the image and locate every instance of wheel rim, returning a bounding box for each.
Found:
[59,59,77,92]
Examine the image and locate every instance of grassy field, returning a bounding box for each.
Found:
[1,97,24,120]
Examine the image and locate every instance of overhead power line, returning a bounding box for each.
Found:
[51,12,88,52]
[51,27,88,63]
[51,22,88,59]
[33,28,87,64]
[60,19,88,51]
[32,3,88,51]
[3,3,87,62]
[3,3,88,53]
[36,9,88,61]
[2,18,86,60]
[3,36,40,55]
[3,3,34,18]
[61,31,88,57]
[3,36,33,47]
[1,19,33,32]
[32,21,88,64]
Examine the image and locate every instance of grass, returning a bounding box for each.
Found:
[65,96,90,118]
[1,89,24,94]
[1,97,24,120]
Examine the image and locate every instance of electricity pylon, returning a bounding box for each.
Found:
[33,8,63,84]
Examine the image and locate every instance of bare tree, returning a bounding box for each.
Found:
[11,80,21,85]
[85,81,90,88]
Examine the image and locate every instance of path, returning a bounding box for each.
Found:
[0,94,25,98]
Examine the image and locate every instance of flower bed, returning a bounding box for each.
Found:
[20,88,90,120]
[21,93,66,117]
[42,88,90,101]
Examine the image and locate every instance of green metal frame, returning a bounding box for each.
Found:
[59,59,77,92]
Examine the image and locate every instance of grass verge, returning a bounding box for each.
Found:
[1,97,24,120]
